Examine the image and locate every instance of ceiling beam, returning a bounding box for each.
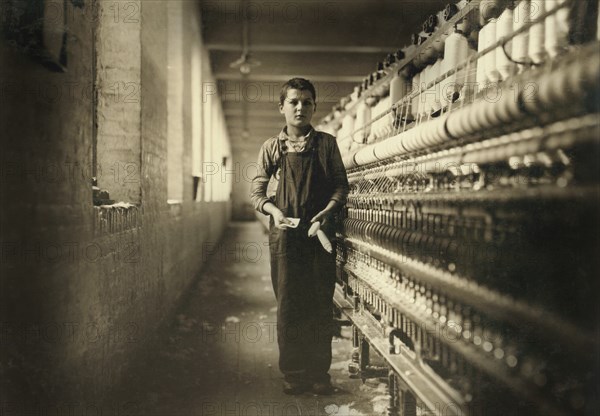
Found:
[201,3,442,49]
[206,44,397,54]
[214,73,364,83]
[210,50,385,79]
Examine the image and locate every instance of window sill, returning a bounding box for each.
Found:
[93,203,141,236]
[167,200,183,218]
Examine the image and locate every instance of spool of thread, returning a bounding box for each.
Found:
[452,46,477,102]
[370,98,383,142]
[354,144,377,166]
[347,142,359,156]
[476,26,487,93]
[544,0,560,58]
[336,123,346,145]
[379,96,392,138]
[350,86,360,102]
[536,69,567,113]
[549,0,570,56]
[390,69,410,106]
[528,0,546,64]
[471,98,491,132]
[446,106,470,138]
[462,48,478,101]
[371,96,391,141]
[422,114,450,147]
[344,98,353,111]
[582,55,600,111]
[441,30,470,106]
[496,86,523,123]
[496,6,515,79]
[338,137,352,154]
[513,0,530,72]
[484,19,501,83]
[421,65,433,117]
[387,133,405,158]
[411,72,421,120]
[430,59,443,114]
[355,101,371,143]
[436,61,454,108]
[565,57,600,111]
[482,88,503,126]
[525,65,566,114]
[342,113,355,144]
[440,58,451,109]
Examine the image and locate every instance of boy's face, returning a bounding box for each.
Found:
[279,88,316,129]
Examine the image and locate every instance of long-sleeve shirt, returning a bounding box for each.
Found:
[250,127,349,215]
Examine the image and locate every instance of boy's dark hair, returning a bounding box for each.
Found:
[279,78,316,106]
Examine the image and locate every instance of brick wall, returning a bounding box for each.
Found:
[0,0,230,408]
[95,0,142,204]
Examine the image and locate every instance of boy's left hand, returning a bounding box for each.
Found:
[310,210,330,225]
[310,200,340,225]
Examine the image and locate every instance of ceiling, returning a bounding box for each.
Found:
[200,0,446,153]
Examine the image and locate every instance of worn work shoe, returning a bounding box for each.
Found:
[282,381,307,395]
[311,381,334,395]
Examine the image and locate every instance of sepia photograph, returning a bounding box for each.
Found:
[1,0,599,415]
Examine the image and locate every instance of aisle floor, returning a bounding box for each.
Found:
[111,221,389,416]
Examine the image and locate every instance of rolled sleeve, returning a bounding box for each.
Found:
[249,140,275,215]
[328,138,349,206]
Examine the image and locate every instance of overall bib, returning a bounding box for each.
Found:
[268,136,336,384]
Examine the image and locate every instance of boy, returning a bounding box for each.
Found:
[250,78,349,395]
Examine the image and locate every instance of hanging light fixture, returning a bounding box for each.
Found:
[229,0,261,75]
[228,0,259,140]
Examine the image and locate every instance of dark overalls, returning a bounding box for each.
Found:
[268,136,337,385]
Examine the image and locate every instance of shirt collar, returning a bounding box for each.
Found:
[278,126,315,142]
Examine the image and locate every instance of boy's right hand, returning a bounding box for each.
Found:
[272,209,293,230]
